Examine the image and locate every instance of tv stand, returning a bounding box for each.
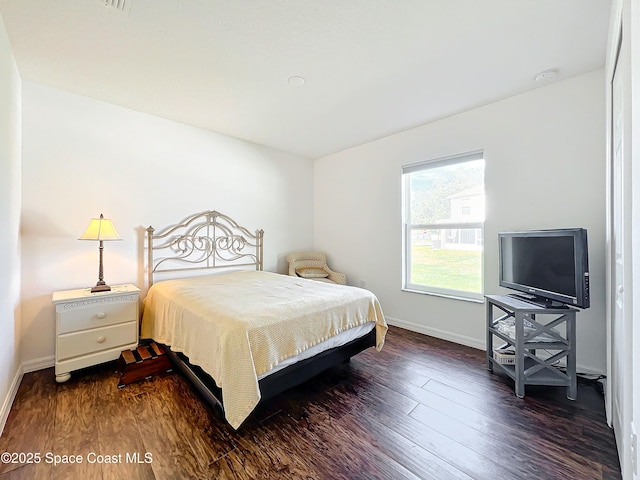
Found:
[485,295,577,400]
[507,293,569,309]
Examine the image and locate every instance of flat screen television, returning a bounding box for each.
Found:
[498,228,590,308]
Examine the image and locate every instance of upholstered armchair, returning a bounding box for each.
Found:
[286,251,347,285]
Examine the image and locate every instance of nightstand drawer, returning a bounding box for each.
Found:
[57,321,137,361]
[58,301,137,334]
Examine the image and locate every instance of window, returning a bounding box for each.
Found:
[402,151,485,301]
[461,198,471,216]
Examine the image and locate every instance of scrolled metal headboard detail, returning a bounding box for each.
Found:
[147,210,264,287]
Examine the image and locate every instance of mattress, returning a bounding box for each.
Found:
[141,270,387,428]
[257,321,375,380]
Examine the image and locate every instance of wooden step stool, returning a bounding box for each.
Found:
[117,342,173,388]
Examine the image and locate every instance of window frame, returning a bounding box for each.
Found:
[401,151,485,302]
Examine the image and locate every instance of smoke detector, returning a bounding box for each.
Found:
[534,69,558,83]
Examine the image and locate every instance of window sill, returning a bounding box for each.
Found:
[401,287,485,304]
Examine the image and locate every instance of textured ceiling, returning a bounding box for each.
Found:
[0,0,611,158]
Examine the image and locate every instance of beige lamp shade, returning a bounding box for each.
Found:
[79,214,121,241]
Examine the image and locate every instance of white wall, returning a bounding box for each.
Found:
[0,12,22,431]
[21,81,314,364]
[314,70,607,374]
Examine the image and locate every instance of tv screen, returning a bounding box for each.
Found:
[499,228,590,308]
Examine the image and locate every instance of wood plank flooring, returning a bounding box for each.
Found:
[0,326,621,479]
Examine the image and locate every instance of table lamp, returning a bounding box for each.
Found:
[79,214,122,292]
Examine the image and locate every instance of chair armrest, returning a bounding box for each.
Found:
[286,255,296,277]
[325,269,347,285]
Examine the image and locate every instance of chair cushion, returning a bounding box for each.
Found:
[295,267,329,278]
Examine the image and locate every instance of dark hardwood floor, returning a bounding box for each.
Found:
[0,326,620,480]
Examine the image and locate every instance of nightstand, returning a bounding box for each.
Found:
[52,284,140,383]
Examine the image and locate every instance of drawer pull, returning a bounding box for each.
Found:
[96,312,107,319]
[96,336,106,344]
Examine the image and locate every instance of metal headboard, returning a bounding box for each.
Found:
[146,210,264,287]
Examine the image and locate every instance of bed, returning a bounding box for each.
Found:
[140,210,387,429]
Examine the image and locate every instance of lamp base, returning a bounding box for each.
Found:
[91,284,111,293]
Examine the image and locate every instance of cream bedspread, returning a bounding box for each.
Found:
[140,270,387,429]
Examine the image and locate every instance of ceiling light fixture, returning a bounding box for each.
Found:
[288,76,305,87]
[534,69,558,83]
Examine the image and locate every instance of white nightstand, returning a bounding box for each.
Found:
[52,284,140,383]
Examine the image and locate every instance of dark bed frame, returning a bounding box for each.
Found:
[145,210,375,419]
[164,330,375,415]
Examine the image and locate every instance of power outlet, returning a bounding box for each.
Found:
[360,279,367,289]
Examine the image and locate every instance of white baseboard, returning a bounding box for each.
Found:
[22,355,54,374]
[386,316,484,350]
[386,316,605,377]
[0,366,22,437]
[0,355,54,437]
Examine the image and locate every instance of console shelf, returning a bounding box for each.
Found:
[485,294,578,400]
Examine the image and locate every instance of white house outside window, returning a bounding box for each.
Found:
[402,151,485,301]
